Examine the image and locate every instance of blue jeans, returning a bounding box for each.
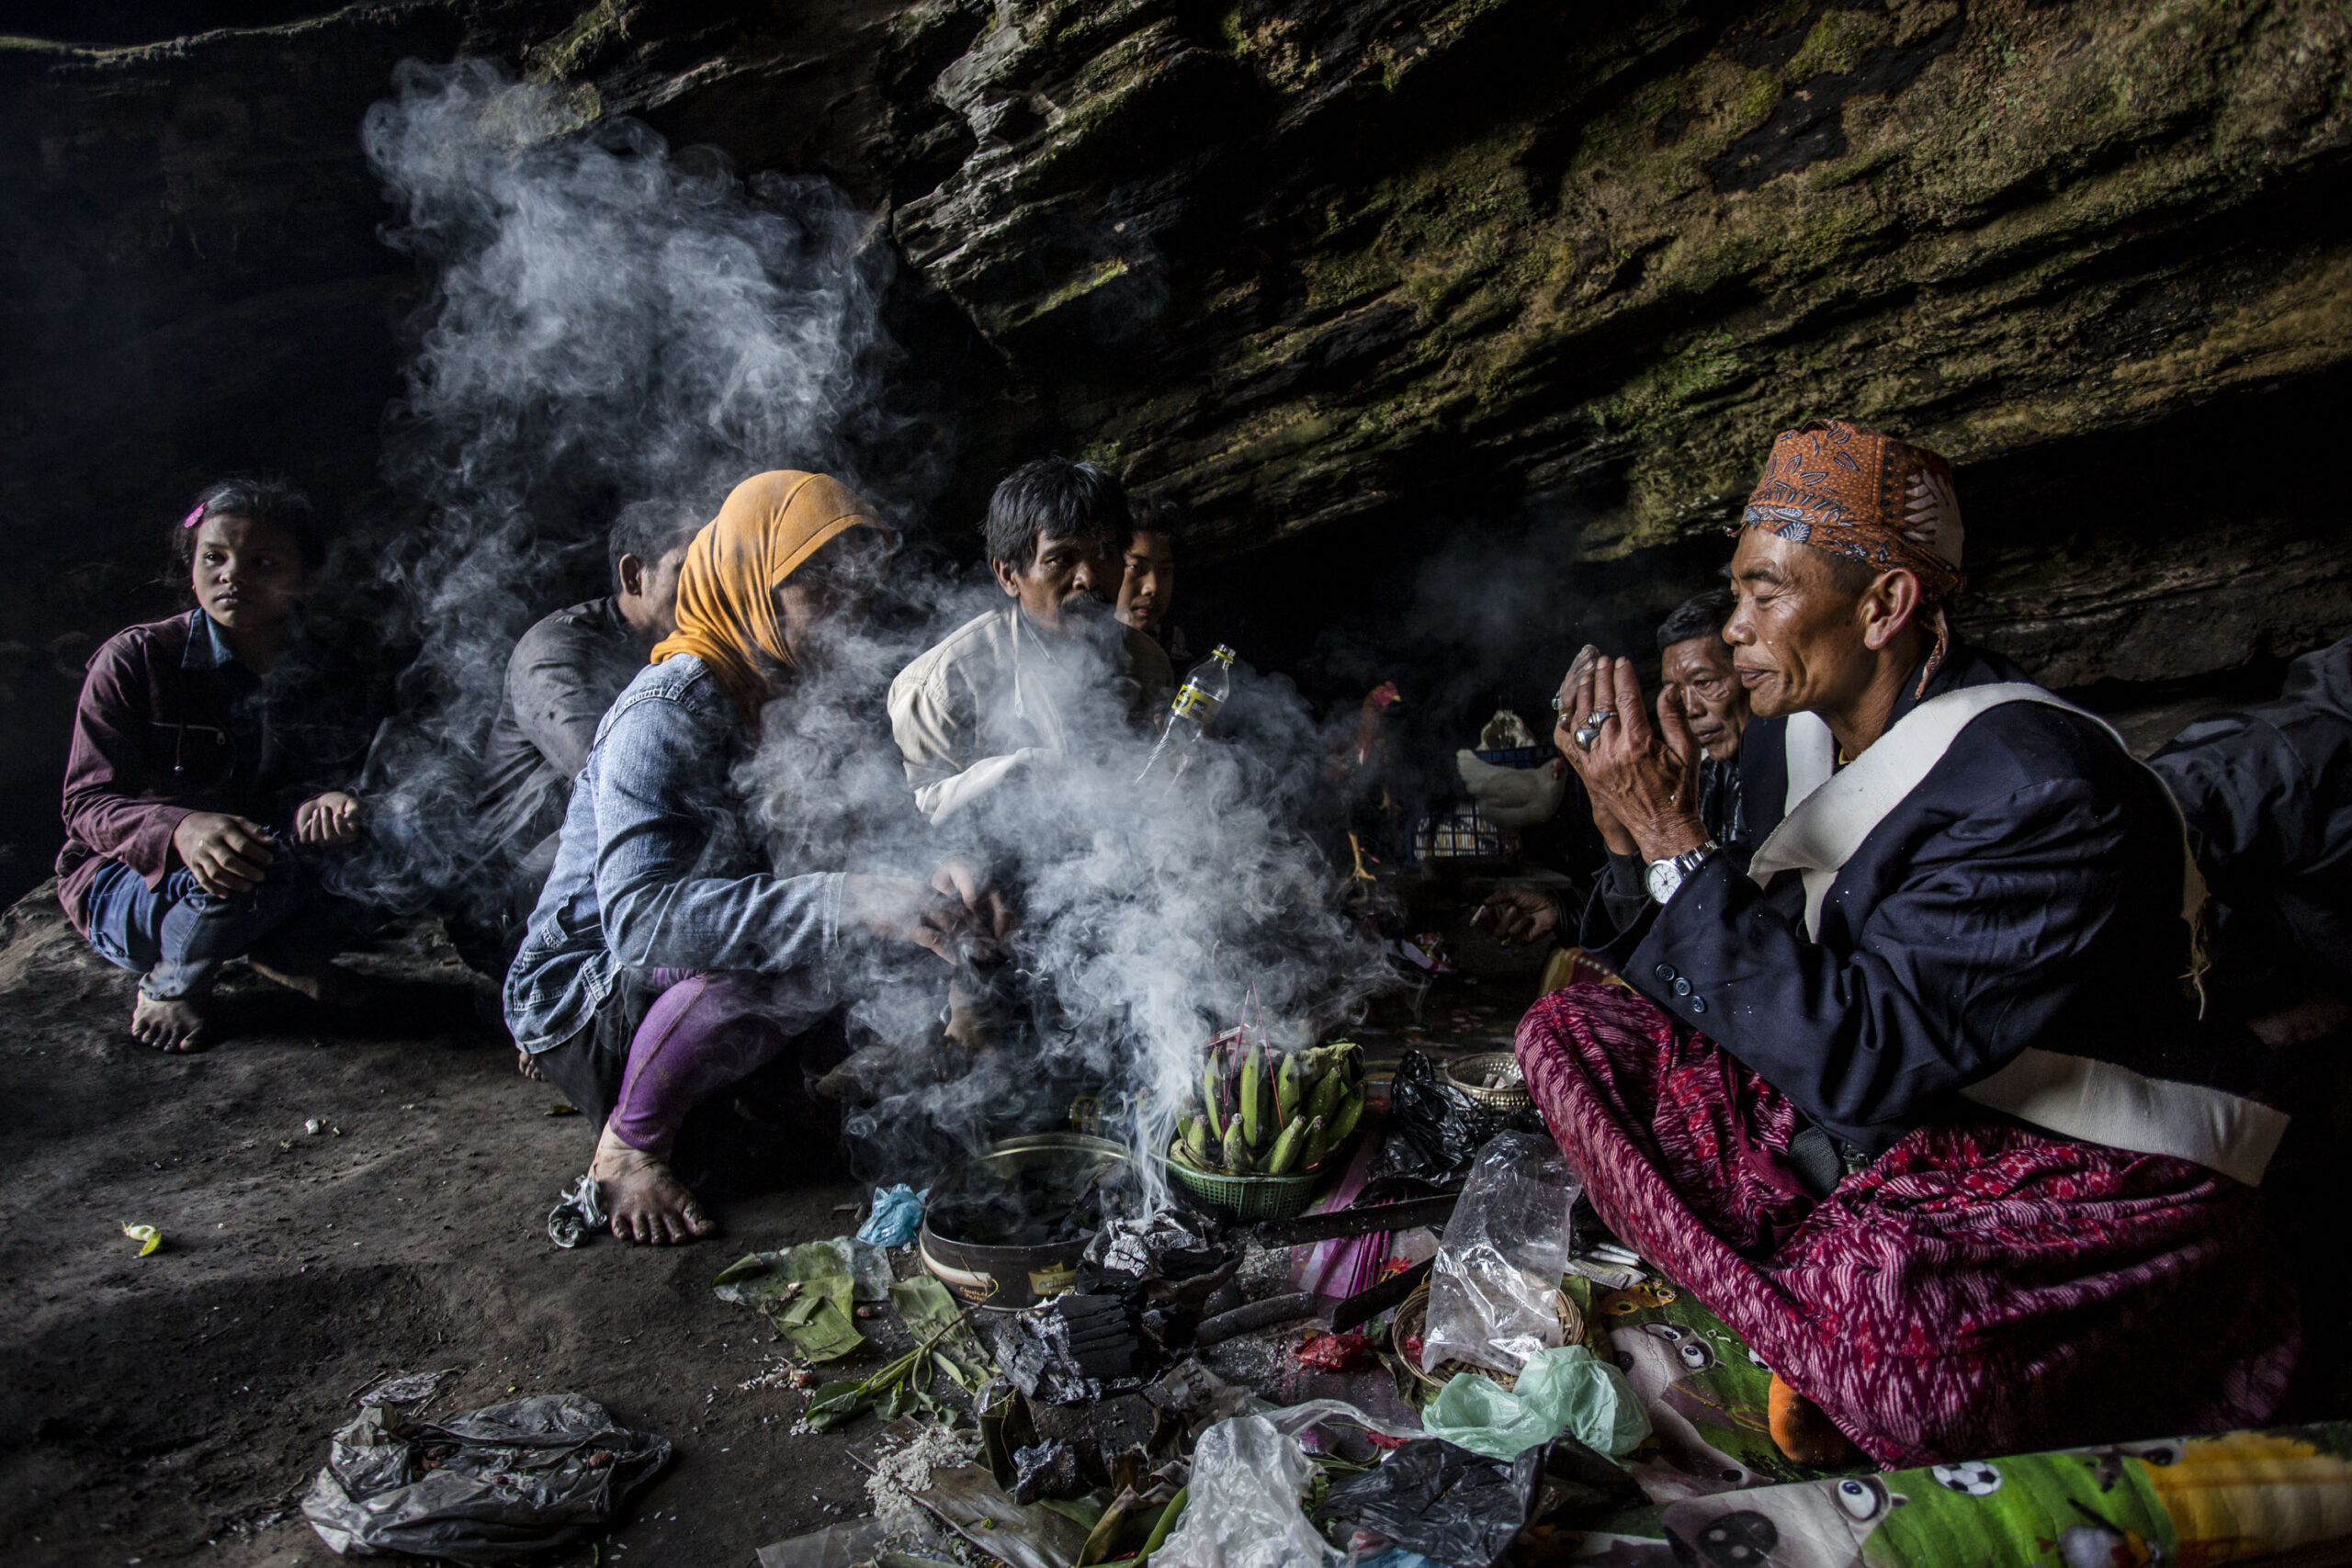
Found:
[82,855,353,1000]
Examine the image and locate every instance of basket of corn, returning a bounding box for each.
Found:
[1162,1032,1368,1222]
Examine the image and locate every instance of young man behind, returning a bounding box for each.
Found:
[1480,587,1753,948]
[889,459,1174,827]
[1116,495,1185,662]
[476,500,701,919]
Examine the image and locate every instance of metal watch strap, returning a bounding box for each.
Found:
[1645,839,1720,906]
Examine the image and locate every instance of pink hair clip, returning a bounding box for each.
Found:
[180,505,205,528]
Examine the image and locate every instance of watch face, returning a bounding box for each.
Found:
[1645,858,1680,905]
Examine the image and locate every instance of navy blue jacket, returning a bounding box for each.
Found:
[1582,644,2246,1156]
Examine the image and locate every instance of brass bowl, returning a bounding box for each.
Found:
[1441,1051,1532,1111]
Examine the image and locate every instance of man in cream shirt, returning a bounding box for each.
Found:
[889,459,1172,827]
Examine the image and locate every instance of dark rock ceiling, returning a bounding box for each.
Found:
[3,0,2349,893]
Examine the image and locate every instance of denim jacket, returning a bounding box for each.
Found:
[503,653,844,1053]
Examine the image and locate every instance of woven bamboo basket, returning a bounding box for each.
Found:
[1394,1279,1583,1393]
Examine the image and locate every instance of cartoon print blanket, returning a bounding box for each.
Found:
[1556,1274,2352,1566]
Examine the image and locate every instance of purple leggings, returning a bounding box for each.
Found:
[607,969,797,1156]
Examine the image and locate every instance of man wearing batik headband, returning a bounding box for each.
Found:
[1513,419,2298,1474]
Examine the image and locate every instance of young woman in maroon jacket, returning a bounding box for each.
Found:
[58,479,370,1052]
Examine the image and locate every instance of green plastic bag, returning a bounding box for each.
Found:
[1423,1343,1650,1461]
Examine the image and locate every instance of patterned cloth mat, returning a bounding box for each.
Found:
[1549,1272,2352,1566]
[1343,951,2352,1564]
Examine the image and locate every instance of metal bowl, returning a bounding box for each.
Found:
[1441,1051,1531,1111]
[919,1133,1131,1312]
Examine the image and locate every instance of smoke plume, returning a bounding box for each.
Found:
[350,58,915,909]
[354,60,1388,1197]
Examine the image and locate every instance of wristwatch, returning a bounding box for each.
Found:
[1645,840,1720,906]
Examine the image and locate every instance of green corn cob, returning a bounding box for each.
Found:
[1200,1055,1225,1142]
[1222,1118,1252,1173]
[1301,1114,1329,1170]
[1325,1085,1366,1150]
[1182,1114,1213,1167]
[1265,1114,1307,1175]
[1275,1052,1301,1126]
[1307,1062,1345,1125]
[1239,1041,1265,1148]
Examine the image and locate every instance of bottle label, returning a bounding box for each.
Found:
[1170,682,1223,724]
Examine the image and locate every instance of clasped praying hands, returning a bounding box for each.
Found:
[1554,644,1712,864]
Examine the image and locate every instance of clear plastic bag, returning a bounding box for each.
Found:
[1419,1131,1579,1375]
[1152,1400,1415,1568]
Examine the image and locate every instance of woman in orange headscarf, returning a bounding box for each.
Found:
[504,472,1009,1245]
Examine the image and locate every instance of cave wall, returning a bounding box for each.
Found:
[4,0,2350,898]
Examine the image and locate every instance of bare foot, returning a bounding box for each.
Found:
[247,960,368,1007]
[131,992,209,1053]
[589,1124,717,1245]
[515,1050,545,1081]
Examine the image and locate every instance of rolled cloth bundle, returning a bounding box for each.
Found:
[1738,418,1964,690]
[651,469,885,725]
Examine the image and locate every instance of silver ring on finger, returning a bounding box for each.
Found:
[1573,724,1602,750]
[1586,708,1616,728]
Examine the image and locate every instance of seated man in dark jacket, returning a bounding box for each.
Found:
[1517,420,2295,1473]
[476,502,701,925]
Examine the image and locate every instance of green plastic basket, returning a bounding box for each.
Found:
[1159,1134,1357,1222]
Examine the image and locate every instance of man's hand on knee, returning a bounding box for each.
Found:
[171,812,275,897]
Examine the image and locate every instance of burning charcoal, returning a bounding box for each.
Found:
[1010,1439,1081,1505]
[1087,1394,1158,1470]
[1083,1211,1221,1282]
[1049,1292,1142,1379]
[982,1308,1102,1406]
[982,1313,1062,1400]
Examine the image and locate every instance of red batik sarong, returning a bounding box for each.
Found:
[1516,982,2298,1467]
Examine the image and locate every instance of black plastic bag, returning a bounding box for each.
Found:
[1366,1051,1547,1186]
[1316,1434,1644,1568]
[301,1393,670,1563]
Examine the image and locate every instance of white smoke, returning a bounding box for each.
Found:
[356,60,1388,1200]
[349,58,915,909]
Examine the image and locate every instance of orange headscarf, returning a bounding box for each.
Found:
[650,470,883,725]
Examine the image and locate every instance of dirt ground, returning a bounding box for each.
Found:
[0,885,879,1567]
[8,857,2344,1568]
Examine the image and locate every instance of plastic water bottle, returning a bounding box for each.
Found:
[1136,644,1237,785]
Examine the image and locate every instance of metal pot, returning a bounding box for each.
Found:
[918,1133,1132,1312]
